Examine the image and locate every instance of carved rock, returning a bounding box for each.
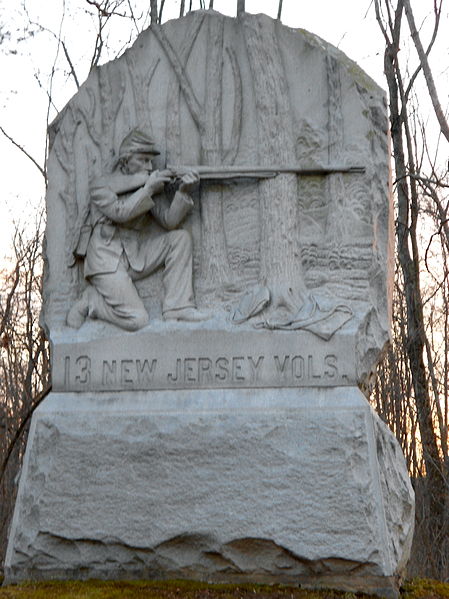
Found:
[5,11,413,599]
[41,10,391,384]
[5,390,413,598]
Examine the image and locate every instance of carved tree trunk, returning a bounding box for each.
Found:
[199,15,232,292]
[243,15,307,317]
[325,54,347,243]
[98,64,125,170]
[158,14,233,295]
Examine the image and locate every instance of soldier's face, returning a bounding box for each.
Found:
[127,152,153,174]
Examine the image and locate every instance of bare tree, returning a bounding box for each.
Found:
[373,0,449,579]
[150,0,158,24]
[0,220,51,567]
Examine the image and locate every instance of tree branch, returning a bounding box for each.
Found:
[403,0,449,143]
[277,0,283,20]
[0,125,47,185]
[0,384,52,486]
[150,0,158,24]
[62,41,80,89]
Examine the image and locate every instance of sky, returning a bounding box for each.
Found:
[0,0,447,259]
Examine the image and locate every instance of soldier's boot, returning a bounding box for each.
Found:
[163,307,211,322]
[66,289,89,328]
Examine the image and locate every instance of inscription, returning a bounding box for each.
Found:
[102,359,157,386]
[167,355,265,384]
[65,355,91,387]
[61,352,343,390]
[274,354,338,381]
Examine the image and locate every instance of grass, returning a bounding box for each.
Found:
[0,579,448,599]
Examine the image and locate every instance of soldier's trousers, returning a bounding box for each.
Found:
[85,229,195,331]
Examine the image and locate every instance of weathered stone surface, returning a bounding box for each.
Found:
[42,10,391,388]
[6,11,412,599]
[52,326,356,391]
[5,388,413,598]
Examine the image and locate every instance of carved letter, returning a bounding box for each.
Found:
[248,355,264,382]
[167,358,181,383]
[291,355,304,380]
[274,355,290,376]
[75,355,91,385]
[232,356,245,381]
[102,360,117,386]
[198,357,213,384]
[121,360,134,386]
[136,359,157,385]
[64,356,71,388]
[215,357,229,381]
[184,358,196,383]
[308,355,321,379]
[324,354,338,378]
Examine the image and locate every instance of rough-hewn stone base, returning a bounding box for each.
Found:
[5,388,414,598]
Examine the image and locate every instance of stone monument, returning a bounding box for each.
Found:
[5,10,414,598]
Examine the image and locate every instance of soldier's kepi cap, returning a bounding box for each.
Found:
[118,128,160,159]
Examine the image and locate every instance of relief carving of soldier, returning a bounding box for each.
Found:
[67,128,209,331]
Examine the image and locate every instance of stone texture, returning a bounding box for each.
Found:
[51,325,356,392]
[42,10,391,387]
[5,11,412,599]
[5,388,414,598]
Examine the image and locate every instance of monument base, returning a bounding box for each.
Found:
[5,388,414,598]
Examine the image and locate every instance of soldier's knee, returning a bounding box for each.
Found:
[168,229,191,251]
[123,309,149,331]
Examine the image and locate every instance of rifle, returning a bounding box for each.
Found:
[166,164,366,181]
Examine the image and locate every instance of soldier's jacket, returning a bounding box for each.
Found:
[83,175,193,278]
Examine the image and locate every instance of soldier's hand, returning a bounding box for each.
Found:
[145,169,172,195]
[179,170,199,193]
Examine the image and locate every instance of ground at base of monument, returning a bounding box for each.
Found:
[0,578,446,599]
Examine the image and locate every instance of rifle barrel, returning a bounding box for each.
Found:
[167,164,365,180]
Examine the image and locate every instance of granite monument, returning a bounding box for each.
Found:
[5,10,414,598]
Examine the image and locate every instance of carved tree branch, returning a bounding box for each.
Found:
[165,14,205,164]
[77,89,102,149]
[223,47,243,165]
[151,24,205,135]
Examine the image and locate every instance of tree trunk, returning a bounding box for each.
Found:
[243,15,306,317]
[379,0,445,535]
[198,15,233,292]
[325,54,347,243]
[150,0,158,24]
